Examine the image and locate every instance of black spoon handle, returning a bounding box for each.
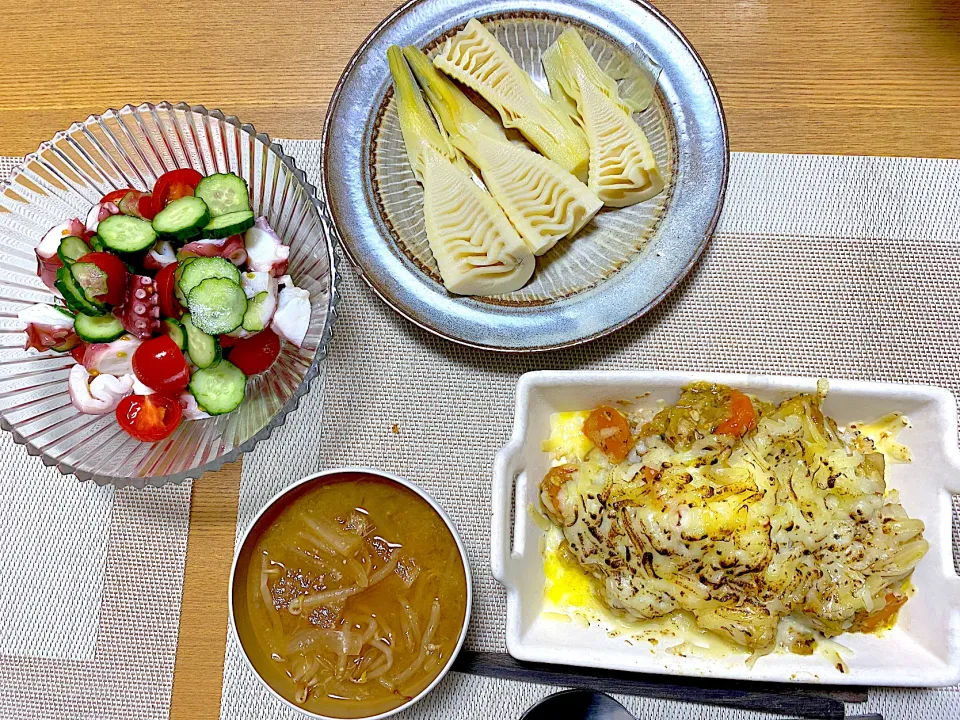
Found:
[452,651,866,720]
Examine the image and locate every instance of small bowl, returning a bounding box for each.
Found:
[0,102,340,486]
[229,467,473,720]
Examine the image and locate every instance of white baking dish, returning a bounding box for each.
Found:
[491,371,960,686]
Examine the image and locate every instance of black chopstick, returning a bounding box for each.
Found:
[452,651,868,719]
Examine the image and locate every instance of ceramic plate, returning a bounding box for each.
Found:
[322,0,727,351]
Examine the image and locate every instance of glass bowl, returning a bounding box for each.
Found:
[0,102,340,487]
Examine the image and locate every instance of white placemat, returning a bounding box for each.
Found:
[0,154,193,720]
[211,145,957,719]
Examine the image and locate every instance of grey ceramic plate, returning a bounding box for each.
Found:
[322,0,727,352]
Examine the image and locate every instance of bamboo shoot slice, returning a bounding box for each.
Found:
[541,42,582,128]
[546,29,634,116]
[389,44,533,295]
[404,45,601,255]
[420,145,535,295]
[452,135,602,255]
[575,68,664,207]
[387,45,463,182]
[433,19,589,181]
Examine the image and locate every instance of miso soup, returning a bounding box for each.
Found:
[233,472,469,718]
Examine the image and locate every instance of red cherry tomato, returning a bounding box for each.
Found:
[226,329,281,375]
[139,194,158,220]
[77,252,129,306]
[155,262,182,319]
[133,335,190,394]
[219,334,238,349]
[115,394,182,442]
[101,188,133,204]
[70,342,87,364]
[153,169,204,210]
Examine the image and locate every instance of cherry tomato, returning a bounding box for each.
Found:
[153,169,203,210]
[219,334,239,349]
[70,342,87,364]
[133,335,190,394]
[226,329,281,375]
[155,262,182,319]
[582,405,634,463]
[714,390,757,437]
[115,393,182,442]
[101,188,133,204]
[77,252,129,306]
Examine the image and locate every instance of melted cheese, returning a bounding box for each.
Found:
[541,411,594,461]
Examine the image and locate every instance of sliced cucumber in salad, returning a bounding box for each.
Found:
[188,278,247,334]
[177,257,240,299]
[75,312,124,342]
[54,265,107,315]
[161,318,187,351]
[201,210,255,239]
[152,196,210,240]
[181,314,220,368]
[97,214,157,253]
[57,236,91,265]
[194,173,251,217]
[189,359,246,415]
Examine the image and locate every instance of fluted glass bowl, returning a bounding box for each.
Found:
[0,102,339,487]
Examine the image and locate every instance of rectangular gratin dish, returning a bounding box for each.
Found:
[491,371,960,686]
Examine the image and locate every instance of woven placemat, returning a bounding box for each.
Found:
[214,144,959,719]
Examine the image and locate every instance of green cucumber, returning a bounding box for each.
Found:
[51,335,81,352]
[177,257,240,299]
[152,196,209,240]
[89,235,105,251]
[70,262,108,298]
[194,173,250,217]
[161,318,187,351]
[181,314,220,368]
[54,266,106,316]
[57,236,91,265]
[97,214,157,253]
[201,210,255,239]
[189,360,246,415]
[187,278,246,334]
[241,291,272,332]
[74,313,124,342]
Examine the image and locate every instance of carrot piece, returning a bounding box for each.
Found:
[714,389,757,437]
[582,405,633,462]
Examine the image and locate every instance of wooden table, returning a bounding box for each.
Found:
[2,0,959,717]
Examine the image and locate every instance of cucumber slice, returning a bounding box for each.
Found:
[97,214,157,253]
[161,318,187,351]
[241,291,273,332]
[75,312,124,342]
[89,235,105,252]
[187,278,246,334]
[51,335,81,352]
[57,236,91,265]
[194,173,250,218]
[181,314,220,368]
[189,360,246,415]
[177,257,240,299]
[70,262,108,298]
[54,266,107,315]
[152,196,210,240]
[201,210,255,239]
[173,256,198,305]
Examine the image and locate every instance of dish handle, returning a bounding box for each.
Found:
[491,441,523,586]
